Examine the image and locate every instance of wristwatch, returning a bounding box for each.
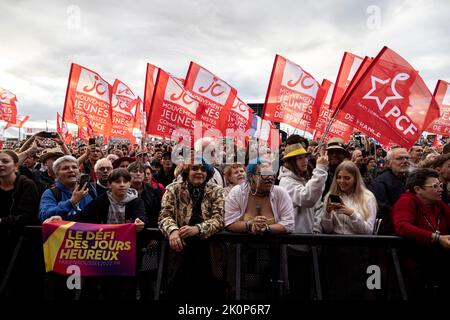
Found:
[264,225,272,235]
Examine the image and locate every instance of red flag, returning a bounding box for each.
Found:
[426,80,450,135]
[146,69,199,146]
[77,126,91,142]
[143,63,159,115]
[432,135,443,148]
[330,52,365,112]
[227,96,253,131]
[4,115,29,129]
[110,79,139,140]
[314,80,353,141]
[57,112,72,144]
[56,112,62,134]
[263,55,325,134]
[184,62,237,134]
[62,63,113,137]
[0,87,18,123]
[335,46,440,149]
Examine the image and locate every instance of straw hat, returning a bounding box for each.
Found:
[39,147,64,163]
[282,143,310,160]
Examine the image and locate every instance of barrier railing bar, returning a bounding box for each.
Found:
[311,245,322,300]
[0,236,24,297]
[389,246,408,300]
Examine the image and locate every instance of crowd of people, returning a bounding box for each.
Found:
[2,130,450,300]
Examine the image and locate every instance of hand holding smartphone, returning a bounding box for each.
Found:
[329,194,343,205]
[78,174,91,189]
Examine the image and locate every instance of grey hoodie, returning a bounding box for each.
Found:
[106,188,139,224]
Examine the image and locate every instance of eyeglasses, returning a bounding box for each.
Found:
[254,172,274,178]
[393,156,411,162]
[191,165,206,172]
[423,183,443,190]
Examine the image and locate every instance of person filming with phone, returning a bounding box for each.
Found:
[320,160,377,299]
[321,160,377,235]
[39,155,96,222]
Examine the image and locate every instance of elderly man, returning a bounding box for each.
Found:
[369,147,410,222]
[431,153,450,204]
[39,155,95,222]
[409,144,424,169]
[93,158,113,197]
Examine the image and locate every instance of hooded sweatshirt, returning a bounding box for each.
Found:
[278,164,328,234]
[106,188,138,224]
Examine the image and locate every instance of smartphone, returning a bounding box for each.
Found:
[329,194,343,204]
[40,132,54,138]
[88,137,96,145]
[78,174,91,189]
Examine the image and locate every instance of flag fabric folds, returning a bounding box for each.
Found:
[334,46,440,149]
[263,54,325,134]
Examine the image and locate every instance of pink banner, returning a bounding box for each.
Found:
[43,221,136,276]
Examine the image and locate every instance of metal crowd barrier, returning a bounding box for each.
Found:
[0,226,408,300]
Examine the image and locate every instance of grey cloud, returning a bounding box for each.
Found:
[0,0,449,123]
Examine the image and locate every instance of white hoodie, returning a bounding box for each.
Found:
[278,164,328,235]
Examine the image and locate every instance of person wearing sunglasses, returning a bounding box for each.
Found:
[225,158,294,235]
[224,157,294,298]
[158,159,225,300]
[392,168,450,299]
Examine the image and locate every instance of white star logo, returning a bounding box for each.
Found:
[363,73,410,111]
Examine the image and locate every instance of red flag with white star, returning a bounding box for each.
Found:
[334,46,440,149]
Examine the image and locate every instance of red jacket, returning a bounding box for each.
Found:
[392,192,450,246]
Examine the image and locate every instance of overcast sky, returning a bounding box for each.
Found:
[0,0,449,129]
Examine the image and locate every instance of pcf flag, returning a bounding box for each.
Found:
[335,46,440,149]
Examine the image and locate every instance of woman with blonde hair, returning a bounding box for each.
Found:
[320,160,377,299]
[222,163,246,198]
[321,160,377,235]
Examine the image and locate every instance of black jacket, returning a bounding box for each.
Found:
[72,192,148,225]
[369,169,407,219]
[140,184,161,228]
[1,174,39,226]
